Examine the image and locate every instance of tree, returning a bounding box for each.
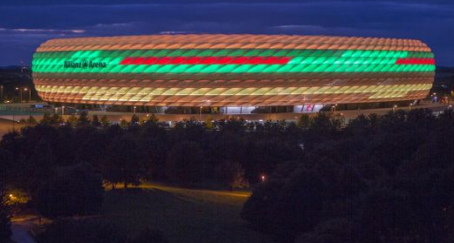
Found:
[66,114,78,127]
[165,141,205,185]
[0,131,21,156]
[0,186,11,242]
[50,114,64,126]
[218,117,246,133]
[130,114,140,125]
[40,113,52,125]
[35,164,104,218]
[77,111,90,127]
[337,164,368,197]
[214,160,248,190]
[100,115,110,127]
[310,113,340,132]
[146,113,159,124]
[359,189,427,243]
[140,138,168,181]
[297,114,311,129]
[91,115,101,127]
[27,115,38,124]
[103,135,144,188]
[0,149,14,184]
[120,119,129,128]
[205,115,213,130]
[25,139,57,194]
[73,127,107,165]
[241,168,326,241]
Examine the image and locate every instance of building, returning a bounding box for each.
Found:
[32,34,435,113]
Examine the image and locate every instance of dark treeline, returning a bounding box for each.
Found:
[2,112,306,192]
[242,109,454,243]
[1,109,454,242]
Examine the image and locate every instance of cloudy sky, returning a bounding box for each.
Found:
[0,0,453,66]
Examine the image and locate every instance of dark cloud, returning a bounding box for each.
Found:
[0,0,452,66]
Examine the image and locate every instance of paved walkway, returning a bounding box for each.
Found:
[11,224,36,243]
[10,216,39,243]
[0,102,450,127]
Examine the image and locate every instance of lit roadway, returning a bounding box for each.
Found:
[84,101,452,123]
[141,183,251,200]
[0,101,450,139]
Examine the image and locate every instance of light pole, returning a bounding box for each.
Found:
[331,103,337,113]
[199,106,203,120]
[15,87,22,103]
[133,106,137,114]
[23,87,31,102]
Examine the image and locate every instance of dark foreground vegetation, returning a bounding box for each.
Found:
[0,108,454,242]
[243,109,454,243]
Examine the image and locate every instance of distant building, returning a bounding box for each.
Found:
[32,34,435,113]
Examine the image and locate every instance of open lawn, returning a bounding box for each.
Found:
[102,184,273,243]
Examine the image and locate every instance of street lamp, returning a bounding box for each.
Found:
[260,175,266,183]
[23,87,31,102]
[133,106,137,114]
[393,105,397,113]
[15,87,22,103]
[199,106,203,120]
[332,103,338,113]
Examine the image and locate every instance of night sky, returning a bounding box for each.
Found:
[1,0,453,66]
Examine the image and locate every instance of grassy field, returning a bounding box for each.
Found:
[102,184,273,243]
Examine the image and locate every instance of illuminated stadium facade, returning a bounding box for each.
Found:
[32,34,435,113]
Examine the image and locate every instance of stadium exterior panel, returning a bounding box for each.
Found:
[32,35,435,108]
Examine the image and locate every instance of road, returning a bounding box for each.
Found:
[10,216,39,243]
[0,101,450,139]
[141,183,251,199]
[11,224,35,243]
[84,101,453,122]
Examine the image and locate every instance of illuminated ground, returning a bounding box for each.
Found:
[102,184,272,243]
[0,118,26,138]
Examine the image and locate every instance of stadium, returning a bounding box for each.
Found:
[32,34,435,113]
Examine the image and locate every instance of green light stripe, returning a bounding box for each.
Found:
[33,63,435,73]
[32,49,435,74]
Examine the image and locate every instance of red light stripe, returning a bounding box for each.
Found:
[119,57,134,65]
[395,58,435,65]
[187,57,201,64]
[119,56,292,65]
[144,57,157,64]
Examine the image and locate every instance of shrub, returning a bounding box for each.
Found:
[35,164,104,218]
[37,219,126,243]
[0,186,11,242]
